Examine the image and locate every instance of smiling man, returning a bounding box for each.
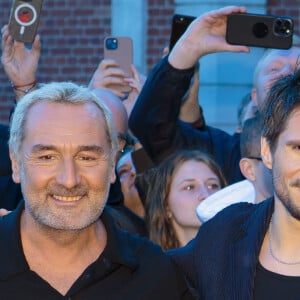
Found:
[0,82,193,300]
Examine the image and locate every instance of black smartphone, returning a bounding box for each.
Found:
[226,12,294,49]
[169,14,196,50]
[8,0,43,44]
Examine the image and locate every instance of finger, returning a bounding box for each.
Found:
[99,58,121,70]
[32,34,41,53]
[215,5,247,16]
[130,64,140,81]
[0,208,11,216]
[162,46,169,57]
[109,89,127,99]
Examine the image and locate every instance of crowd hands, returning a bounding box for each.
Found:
[0,4,300,299]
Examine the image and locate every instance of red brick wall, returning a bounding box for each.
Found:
[147,0,175,73]
[0,1,299,124]
[0,0,112,123]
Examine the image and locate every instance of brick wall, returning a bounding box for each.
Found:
[146,0,175,73]
[0,1,299,124]
[0,0,112,123]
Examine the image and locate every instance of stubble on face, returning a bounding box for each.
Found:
[273,163,300,221]
[19,161,111,231]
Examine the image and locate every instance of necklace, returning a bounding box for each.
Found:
[269,216,300,265]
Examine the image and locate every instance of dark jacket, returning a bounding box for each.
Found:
[129,56,243,184]
[169,198,274,300]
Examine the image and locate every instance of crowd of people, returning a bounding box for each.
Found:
[1,4,300,299]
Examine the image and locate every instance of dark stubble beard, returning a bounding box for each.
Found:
[273,169,300,221]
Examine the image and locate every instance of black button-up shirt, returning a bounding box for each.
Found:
[0,202,193,299]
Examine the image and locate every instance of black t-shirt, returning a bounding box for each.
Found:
[254,262,300,300]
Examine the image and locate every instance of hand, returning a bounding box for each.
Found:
[123,65,146,118]
[169,6,250,69]
[1,25,40,89]
[88,58,131,98]
[0,208,11,217]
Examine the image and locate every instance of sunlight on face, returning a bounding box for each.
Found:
[13,101,115,231]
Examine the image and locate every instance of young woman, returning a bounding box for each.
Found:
[145,149,226,250]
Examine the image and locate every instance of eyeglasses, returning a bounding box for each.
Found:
[117,133,135,154]
[247,156,262,161]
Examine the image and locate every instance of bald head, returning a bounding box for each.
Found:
[92,88,128,134]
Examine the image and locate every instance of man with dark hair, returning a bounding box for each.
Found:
[169,68,300,299]
[239,114,273,203]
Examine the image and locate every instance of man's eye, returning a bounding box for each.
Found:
[79,156,96,161]
[292,145,300,151]
[39,155,55,160]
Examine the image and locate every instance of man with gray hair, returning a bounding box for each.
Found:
[0,81,193,299]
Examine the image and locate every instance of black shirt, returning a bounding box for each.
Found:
[0,202,193,299]
[254,262,300,300]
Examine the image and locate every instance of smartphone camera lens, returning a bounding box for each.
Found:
[252,22,268,38]
[274,18,292,37]
[106,38,118,50]
[14,3,37,26]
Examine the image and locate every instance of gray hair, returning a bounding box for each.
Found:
[9,82,118,162]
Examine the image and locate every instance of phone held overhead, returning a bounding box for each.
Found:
[8,0,43,44]
[169,14,195,51]
[226,12,294,49]
[103,36,133,93]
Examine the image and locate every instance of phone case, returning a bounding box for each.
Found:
[226,13,294,49]
[169,14,195,50]
[8,0,43,44]
[104,36,133,93]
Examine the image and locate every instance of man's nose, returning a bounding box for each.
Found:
[56,159,81,188]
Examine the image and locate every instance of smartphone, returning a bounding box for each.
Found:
[104,36,133,93]
[226,12,294,49]
[8,0,43,44]
[169,14,195,50]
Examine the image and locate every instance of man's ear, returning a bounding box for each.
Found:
[239,158,256,181]
[9,150,21,184]
[261,137,273,169]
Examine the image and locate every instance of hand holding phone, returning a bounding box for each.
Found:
[8,0,43,44]
[103,37,133,93]
[226,12,294,49]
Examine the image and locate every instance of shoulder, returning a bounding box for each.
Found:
[200,200,268,234]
